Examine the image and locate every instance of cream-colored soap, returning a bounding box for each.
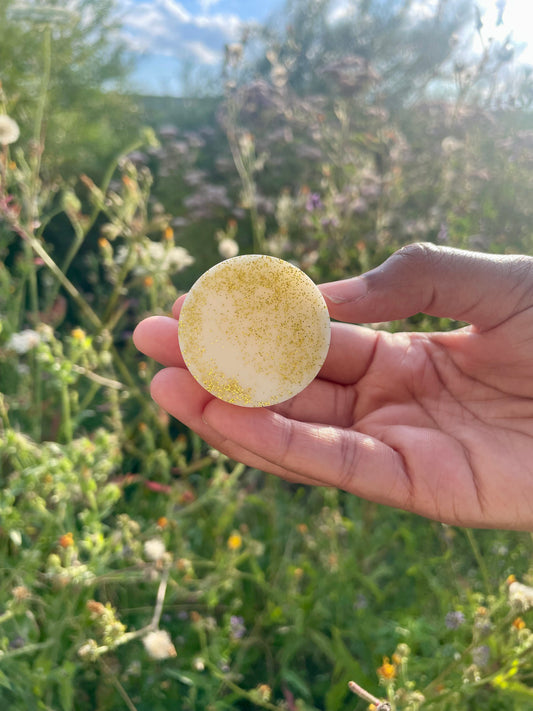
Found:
[178,254,331,407]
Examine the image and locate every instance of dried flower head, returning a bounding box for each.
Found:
[0,115,20,145]
[218,237,239,259]
[143,629,177,660]
[144,537,166,561]
[445,610,466,629]
[6,329,40,354]
[509,581,533,611]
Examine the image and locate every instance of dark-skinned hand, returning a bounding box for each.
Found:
[133,243,533,530]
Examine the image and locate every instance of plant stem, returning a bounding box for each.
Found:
[464,527,491,597]
[349,680,391,710]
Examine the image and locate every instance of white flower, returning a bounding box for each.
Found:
[6,329,40,354]
[143,629,177,660]
[143,537,166,562]
[0,115,20,145]
[509,581,533,611]
[218,237,239,259]
[441,136,463,155]
[146,241,194,272]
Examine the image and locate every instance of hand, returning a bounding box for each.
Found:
[133,243,533,530]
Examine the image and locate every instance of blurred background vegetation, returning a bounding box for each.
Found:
[2,0,533,709]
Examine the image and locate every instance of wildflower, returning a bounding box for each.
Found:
[145,241,194,272]
[71,327,86,340]
[143,275,154,288]
[394,643,411,660]
[143,629,177,660]
[512,617,526,630]
[229,615,246,640]
[305,192,323,212]
[0,115,20,145]
[255,684,272,702]
[78,638,99,661]
[227,533,242,551]
[157,517,168,529]
[445,610,465,629]
[144,537,166,562]
[179,489,195,504]
[441,136,463,155]
[163,226,174,240]
[59,532,74,548]
[6,329,40,354]
[12,585,30,601]
[377,656,396,680]
[87,600,106,616]
[508,581,533,611]
[218,237,239,259]
[472,645,490,668]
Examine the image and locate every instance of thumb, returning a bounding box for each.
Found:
[319,242,533,331]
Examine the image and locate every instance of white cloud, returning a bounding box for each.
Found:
[198,0,222,10]
[328,0,352,24]
[184,39,222,65]
[119,0,244,65]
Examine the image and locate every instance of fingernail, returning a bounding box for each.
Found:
[319,277,368,304]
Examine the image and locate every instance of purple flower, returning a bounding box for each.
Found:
[306,193,323,212]
[230,615,246,640]
[445,610,466,629]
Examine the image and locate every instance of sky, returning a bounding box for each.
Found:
[118,0,533,96]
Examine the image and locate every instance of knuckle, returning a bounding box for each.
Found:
[394,241,440,267]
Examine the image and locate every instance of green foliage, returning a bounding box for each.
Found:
[0,0,140,179]
[2,0,533,708]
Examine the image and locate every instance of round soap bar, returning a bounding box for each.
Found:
[178,254,331,407]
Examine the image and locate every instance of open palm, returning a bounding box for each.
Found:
[134,244,533,530]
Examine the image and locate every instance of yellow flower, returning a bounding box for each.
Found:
[143,275,154,288]
[507,574,517,586]
[163,226,174,240]
[157,516,168,529]
[59,532,74,548]
[71,327,86,340]
[513,617,526,630]
[227,533,242,551]
[255,684,271,702]
[377,656,397,680]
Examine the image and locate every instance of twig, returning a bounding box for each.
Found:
[71,364,124,390]
[150,564,170,630]
[348,680,391,710]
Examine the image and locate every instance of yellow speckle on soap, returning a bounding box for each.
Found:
[178,255,331,407]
